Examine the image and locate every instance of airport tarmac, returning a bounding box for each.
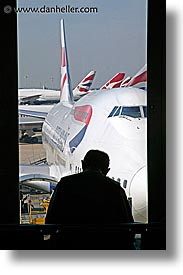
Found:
[19,141,50,224]
[19,142,46,165]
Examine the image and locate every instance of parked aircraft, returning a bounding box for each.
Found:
[18,71,96,136]
[18,71,96,105]
[18,88,59,105]
[18,72,127,132]
[72,71,96,100]
[126,64,147,89]
[74,72,126,100]
[18,72,125,140]
[19,104,52,138]
[100,73,125,90]
[120,76,131,87]
[19,19,147,222]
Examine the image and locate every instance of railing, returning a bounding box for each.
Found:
[0,222,166,250]
[30,158,47,165]
[20,154,47,165]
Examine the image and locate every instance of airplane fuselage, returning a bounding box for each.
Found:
[42,87,147,222]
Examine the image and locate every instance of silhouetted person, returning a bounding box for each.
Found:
[22,194,29,213]
[45,150,134,248]
[20,192,24,213]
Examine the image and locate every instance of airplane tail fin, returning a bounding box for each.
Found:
[126,64,147,88]
[60,19,74,105]
[73,70,96,98]
[120,76,131,87]
[100,73,125,90]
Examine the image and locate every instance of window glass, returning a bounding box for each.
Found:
[114,107,122,117]
[121,107,141,118]
[143,106,147,117]
[108,106,118,117]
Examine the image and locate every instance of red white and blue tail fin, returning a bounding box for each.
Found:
[60,19,74,105]
[126,64,147,89]
[120,76,131,87]
[73,70,96,98]
[100,73,125,90]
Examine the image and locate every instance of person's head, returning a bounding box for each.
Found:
[82,149,110,175]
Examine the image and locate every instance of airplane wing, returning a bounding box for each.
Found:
[18,108,49,134]
[19,116,44,131]
[19,120,44,126]
[19,94,42,103]
[19,109,48,119]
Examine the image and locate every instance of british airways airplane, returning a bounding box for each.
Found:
[20,19,147,223]
[18,71,126,133]
[18,70,96,105]
[74,72,126,100]
[126,64,147,90]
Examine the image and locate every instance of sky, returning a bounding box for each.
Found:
[17,0,147,89]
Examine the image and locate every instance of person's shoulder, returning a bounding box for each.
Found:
[106,177,127,191]
[106,176,120,186]
[57,172,83,185]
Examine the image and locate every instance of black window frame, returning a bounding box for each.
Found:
[0,0,166,249]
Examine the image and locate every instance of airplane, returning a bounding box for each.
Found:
[18,70,96,105]
[73,72,126,100]
[19,19,148,223]
[18,71,127,134]
[100,73,125,90]
[18,70,126,106]
[126,64,147,89]
[19,104,52,138]
[72,71,96,100]
[18,71,125,125]
[120,76,131,87]
[18,88,60,105]
[18,71,96,137]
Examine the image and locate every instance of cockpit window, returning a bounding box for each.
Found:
[143,106,147,117]
[121,106,141,118]
[108,106,147,118]
[114,107,122,116]
[108,106,118,117]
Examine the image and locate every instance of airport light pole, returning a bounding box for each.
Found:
[24,75,28,88]
[50,76,54,88]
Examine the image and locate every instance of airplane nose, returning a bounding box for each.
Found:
[128,166,148,223]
